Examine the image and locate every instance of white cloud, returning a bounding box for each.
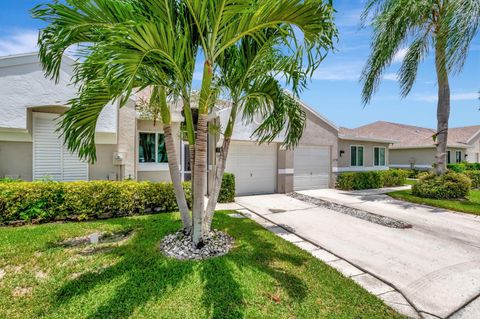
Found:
[0,30,38,56]
[413,92,479,103]
[312,61,363,81]
[392,48,408,63]
[383,73,398,81]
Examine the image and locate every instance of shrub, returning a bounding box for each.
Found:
[464,171,480,189]
[380,169,409,187]
[0,181,192,225]
[218,173,236,203]
[412,172,471,199]
[337,171,383,190]
[447,163,480,172]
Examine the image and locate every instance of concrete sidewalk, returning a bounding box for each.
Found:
[235,190,480,319]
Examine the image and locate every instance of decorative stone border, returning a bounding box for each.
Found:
[234,207,425,319]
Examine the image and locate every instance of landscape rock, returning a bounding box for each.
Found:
[160,230,234,260]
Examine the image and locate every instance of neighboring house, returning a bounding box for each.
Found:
[0,53,346,195]
[342,121,480,170]
[337,127,397,173]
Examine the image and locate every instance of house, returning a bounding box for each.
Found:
[338,127,397,173]
[342,121,480,170]
[0,52,396,195]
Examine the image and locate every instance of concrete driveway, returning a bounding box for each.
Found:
[235,189,480,319]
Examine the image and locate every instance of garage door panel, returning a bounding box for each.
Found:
[225,142,277,195]
[294,146,330,191]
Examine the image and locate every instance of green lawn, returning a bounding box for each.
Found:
[389,190,480,216]
[0,211,402,319]
[404,179,418,186]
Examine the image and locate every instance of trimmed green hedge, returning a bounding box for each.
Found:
[412,172,471,199]
[447,163,480,172]
[0,181,192,225]
[337,170,409,190]
[218,173,236,203]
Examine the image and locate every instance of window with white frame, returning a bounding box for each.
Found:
[350,145,364,166]
[455,150,462,164]
[139,132,168,163]
[447,151,451,164]
[374,147,386,166]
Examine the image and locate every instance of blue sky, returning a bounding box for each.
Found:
[0,0,478,129]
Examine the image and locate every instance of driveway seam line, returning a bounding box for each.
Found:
[238,204,425,319]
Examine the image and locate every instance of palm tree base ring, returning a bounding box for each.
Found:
[160,229,234,260]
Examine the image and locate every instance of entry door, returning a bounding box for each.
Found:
[33,112,88,181]
[294,145,330,190]
[225,142,277,195]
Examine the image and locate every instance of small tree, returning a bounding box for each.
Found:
[33,0,336,246]
[360,0,479,175]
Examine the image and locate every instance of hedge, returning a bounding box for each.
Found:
[412,172,471,199]
[0,181,192,225]
[218,173,235,203]
[337,170,409,190]
[447,163,480,172]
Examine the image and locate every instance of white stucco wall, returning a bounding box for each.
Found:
[0,54,117,133]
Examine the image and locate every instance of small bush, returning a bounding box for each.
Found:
[337,171,383,190]
[412,172,471,199]
[381,170,409,187]
[464,171,480,189]
[0,181,192,224]
[218,173,235,203]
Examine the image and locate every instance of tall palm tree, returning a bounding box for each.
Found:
[33,0,336,246]
[203,35,311,234]
[361,0,480,175]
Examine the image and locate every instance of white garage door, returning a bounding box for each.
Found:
[33,112,88,181]
[294,145,330,190]
[225,142,277,195]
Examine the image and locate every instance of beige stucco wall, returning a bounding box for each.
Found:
[337,140,390,170]
[466,135,480,163]
[117,101,137,179]
[89,144,117,180]
[0,141,33,180]
[390,147,467,169]
[297,108,338,187]
[137,171,172,182]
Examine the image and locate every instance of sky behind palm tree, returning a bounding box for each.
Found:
[0,0,478,129]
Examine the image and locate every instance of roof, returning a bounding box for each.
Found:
[338,126,397,144]
[342,121,476,149]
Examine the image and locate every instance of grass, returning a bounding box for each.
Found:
[0,211,402,319]
[389,190,480,216]
[404,179,418,186]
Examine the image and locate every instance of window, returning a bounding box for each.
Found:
[139,132,168,163]
[447,151,451,164]
[455,151,462,164]
[374,147,386,166]
[350,145,364,166]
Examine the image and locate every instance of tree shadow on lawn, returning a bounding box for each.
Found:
[45,213,309,319]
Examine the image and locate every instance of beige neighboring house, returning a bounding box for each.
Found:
[0,52,346,195]
[342,121,480,170]
[337,128,397,173]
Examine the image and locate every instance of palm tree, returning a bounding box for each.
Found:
[360,0,480,175]
[33,0,336,246]
[203,35,311,234]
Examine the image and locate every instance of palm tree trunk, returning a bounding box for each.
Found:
[163,124,192,233]
[203,102,239,235]
[434,36,450,175]
[203,135,232,235]
[192,114,208,245]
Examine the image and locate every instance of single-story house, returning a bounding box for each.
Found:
[341,121,480,169]
[0,52,394,195]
